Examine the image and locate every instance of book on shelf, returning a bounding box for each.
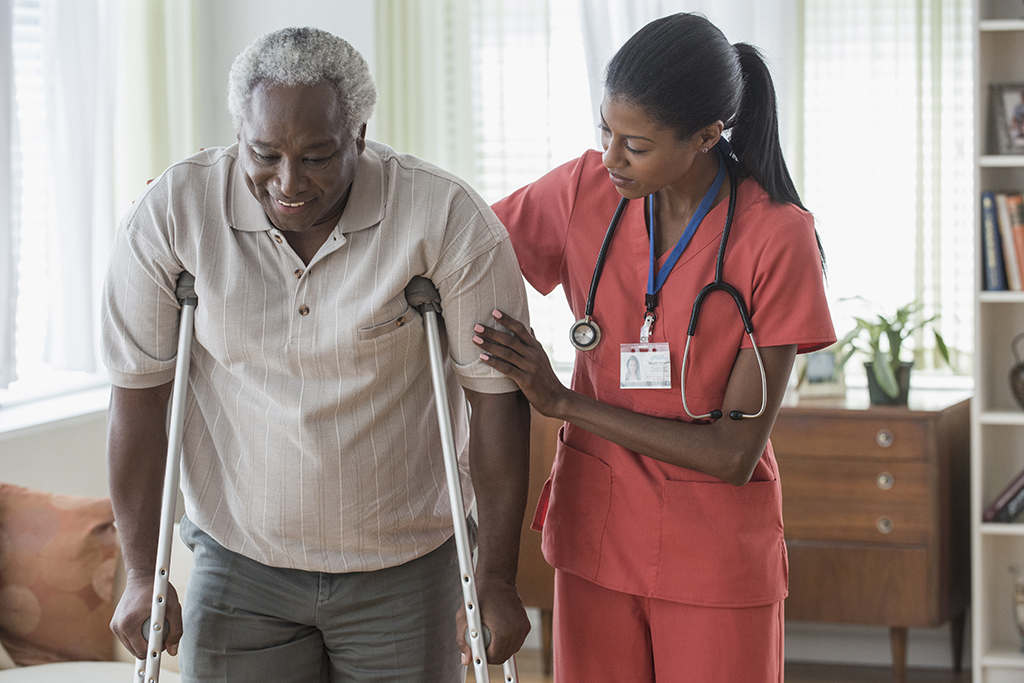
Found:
[982,191,1009,290]
[997,193,1024,290]
[984,465,1024,523]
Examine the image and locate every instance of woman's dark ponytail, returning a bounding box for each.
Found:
[730,43,804,210]
[731,43,826,271]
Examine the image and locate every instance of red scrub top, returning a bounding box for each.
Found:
[493,150,836,608]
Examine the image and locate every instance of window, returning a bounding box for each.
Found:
[0,0,122,408]
[468,0,595,369]
[2,0,101,406]
[801,0,974,376]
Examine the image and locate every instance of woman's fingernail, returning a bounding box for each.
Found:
[492,309,502,318]
[480,353,489,360]
[474,324,484,333]
[473,335,484,344]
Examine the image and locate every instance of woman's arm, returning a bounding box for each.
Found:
[473,311,796,485]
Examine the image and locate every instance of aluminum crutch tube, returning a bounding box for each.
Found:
[405,276,518,683]
[135,272,197,683]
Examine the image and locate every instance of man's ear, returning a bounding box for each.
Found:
[356,123,367,154]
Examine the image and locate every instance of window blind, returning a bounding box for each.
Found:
[469,0,594,368]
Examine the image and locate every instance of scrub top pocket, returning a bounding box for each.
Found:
[654,478,787,607]
[540,438,613,582]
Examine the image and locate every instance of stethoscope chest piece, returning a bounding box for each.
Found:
[570,317,601,351]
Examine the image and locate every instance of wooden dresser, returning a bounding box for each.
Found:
[771,391,970,682]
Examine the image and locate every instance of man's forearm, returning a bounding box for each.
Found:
[464,389,531,579]
[107,383,173,573]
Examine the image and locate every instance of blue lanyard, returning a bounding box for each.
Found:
[641,153,726,341]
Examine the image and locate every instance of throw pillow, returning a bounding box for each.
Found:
[0,483,119,665]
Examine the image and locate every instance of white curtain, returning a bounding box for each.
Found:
[801,0,974,368]
[374,0,475,185]
[0,0,14,389]
[115,0,198,212]
[40,0,119,374]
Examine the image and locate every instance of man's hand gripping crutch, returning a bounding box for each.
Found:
[131,272,197,683]
[406,276,521,683]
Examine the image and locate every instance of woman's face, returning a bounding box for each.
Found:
[598,94,710,200]
[628,357,639,373]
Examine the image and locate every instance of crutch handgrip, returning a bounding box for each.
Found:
[141,618,170,640]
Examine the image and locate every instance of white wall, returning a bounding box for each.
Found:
[0,407,109,498]
[193,0,376,149]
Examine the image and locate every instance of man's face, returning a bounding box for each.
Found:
[238,80,365,234]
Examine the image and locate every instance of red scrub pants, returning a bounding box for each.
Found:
[553,569,784,683]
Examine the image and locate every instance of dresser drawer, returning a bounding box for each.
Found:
[786,543,936,626]
[779,458,931,545]
[771,415,928,461]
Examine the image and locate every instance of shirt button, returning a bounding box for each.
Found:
[299,305,310,315]
[396,316,405,327]
[293,268,304,278]
[274,234,283,244]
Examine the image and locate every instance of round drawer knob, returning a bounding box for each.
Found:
[877,472,894,490]
[876,517,894,534]
[876,430,894,448]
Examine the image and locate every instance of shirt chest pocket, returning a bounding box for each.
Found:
[357,306,413,341]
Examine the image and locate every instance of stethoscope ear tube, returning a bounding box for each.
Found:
[679,158,765,421]
[570,197,629,351]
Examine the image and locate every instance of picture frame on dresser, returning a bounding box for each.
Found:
[990,83,1024,154]
[794,348,847,398]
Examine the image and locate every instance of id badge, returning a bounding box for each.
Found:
[620,343,672,389]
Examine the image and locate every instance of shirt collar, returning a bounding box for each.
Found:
[227,142,386,234]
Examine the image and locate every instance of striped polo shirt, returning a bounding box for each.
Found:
[101,140,529,572]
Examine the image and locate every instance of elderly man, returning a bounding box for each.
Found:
[103,27,531,682]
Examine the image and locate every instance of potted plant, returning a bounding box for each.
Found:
[834,299,950,405]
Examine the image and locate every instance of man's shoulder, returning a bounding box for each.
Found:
[365,140,476,194]
[163,145,237,182]
[121,146,238,233]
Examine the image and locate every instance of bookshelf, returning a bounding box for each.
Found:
[974,3,1024,681]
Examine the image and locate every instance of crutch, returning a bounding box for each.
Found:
[134,272,197,683]
[405,276,519,683]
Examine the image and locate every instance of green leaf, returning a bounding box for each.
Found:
[934,331,950,366]
[871,351,900,397]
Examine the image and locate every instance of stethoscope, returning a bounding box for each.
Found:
[569,144,766,421]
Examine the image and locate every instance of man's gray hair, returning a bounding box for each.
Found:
[227,27,377,134]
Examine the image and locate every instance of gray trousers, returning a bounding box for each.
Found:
[178,514,466,683]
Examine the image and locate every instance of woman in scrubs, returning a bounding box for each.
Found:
[472,13,836,683]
